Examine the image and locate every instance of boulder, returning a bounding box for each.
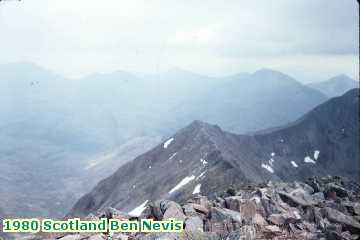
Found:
[185,216,204,233]
[278,191,315,207]
[162,201,186,222]
[323,207,360,234]
[207,207,242,233]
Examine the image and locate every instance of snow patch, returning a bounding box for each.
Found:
[251,196,261,204]
[163,138,174,149]
[291,161,298,168]
[200,158,208,166]
[271,152,275,157]
[196,171,206,180]
[192,184,201,194]
[314,150,320,160]
[269,158,275,166]
[169,152,177,160]
[169,176,195,194]
[129,200,148,217]
[261,163,274,173]
[304,156,316,164]
[294,211,301,220]
[148,165,152,169]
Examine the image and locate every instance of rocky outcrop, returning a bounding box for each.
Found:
[46,176,360,240]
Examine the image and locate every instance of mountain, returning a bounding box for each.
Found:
[0,62,336,218]
[170,68,328,133]
[308,75,359,98]
[70,89,359,217]
[0,63,163,218]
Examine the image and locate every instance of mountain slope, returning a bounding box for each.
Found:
[70,89,359,217]
[308,75,359,98]
[171,69,327,133]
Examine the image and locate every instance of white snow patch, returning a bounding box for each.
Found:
[179,160,183,163]
[314,150,320,160]
[148,165,152,169]
[294,211,301,220]
[251,196,261,204]
[280,139,284,143]
[261,163,274,173]
[196,171,206,180]
[271,152,275,157]
[129,200,148,217]
[169,152,177,160]
[163,138,174,149]
[269,158,275,166]
[192,184,201,194]
[291,161,298,168]
[200,158,208,166]
[304,156,316,164]
[169,176,195,194]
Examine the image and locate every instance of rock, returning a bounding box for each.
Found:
[192,196,212,210]
[264,225,282,233]
[325,183,349,199]
[323,207,360,234]
[88,235,106,240]
[182,203,198,217]
[252,213,267,226]
[207,207,242,233]
[191,203,210,215]
[185,216,203,233]
[162,201,186,222]
[141,232,180,240]
[268,214,286,225]
[142,200,164,220]
[307,177,322,193]
[225,225,256,240]
[268,211,300,226]
[278,191,315,207]
[112,233,129,240]
[99,207,129,219]
[225,198,258,224]
[312,192,326,202]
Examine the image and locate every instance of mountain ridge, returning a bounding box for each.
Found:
[69,89,359,217]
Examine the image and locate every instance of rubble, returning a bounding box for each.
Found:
[43,176,360,240]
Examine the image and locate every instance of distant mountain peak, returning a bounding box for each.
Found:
[308,74,358,97]
[328,74,355,82]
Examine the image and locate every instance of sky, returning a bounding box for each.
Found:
[0,0,358,82]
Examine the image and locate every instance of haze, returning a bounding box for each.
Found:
[0,0,358,82]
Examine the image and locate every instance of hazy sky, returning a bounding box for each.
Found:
[0,0,358,82]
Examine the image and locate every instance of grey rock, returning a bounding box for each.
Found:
[225,225,256,240]
[323,207,360,234]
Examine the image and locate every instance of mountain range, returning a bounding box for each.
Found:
[70,88,359,217]
[0,62,357,218]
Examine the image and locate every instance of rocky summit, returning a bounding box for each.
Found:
[36,176,360,240]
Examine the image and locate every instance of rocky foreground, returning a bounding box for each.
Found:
[36,176,360,240]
